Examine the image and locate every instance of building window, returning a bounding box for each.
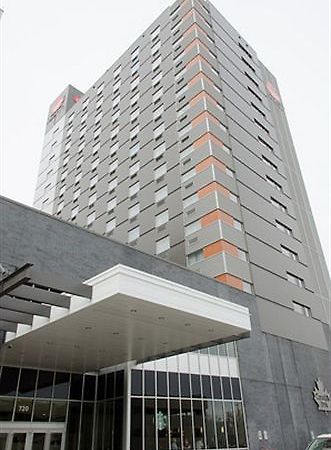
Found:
[112,110,120,123]
[176,85,188,99]
[183,193,198,208]
[276,220,293,236]
[266,175,282,191]
[107,198,117,212]
[109,160,118,174]
[187,250,204,265]
[71,205,79,219]
[156,236,170,254]
[258,136,273,152]
[95,111,102,124]
[73,189,80,202]
[153,104,164,120]
[181,168,196,183]
[113,94,121,108]
[281,245,298,261]
[180,146,194,159]
[106,218,116,233]
[155,186,168,202]
[59,185,66,197]
[130,125,139,140]
[185,220,201,236]
[131,77,139,90]
[254,118,269,134]
[262,155,278,171]
[150,26,160,41]
[113,65,121,78]
[154,142,166,159]
[76,155,83,168]
[152,56,161,71]
[152,72,162,86]
[111,126,119,139]
[94,125,102,139]
[151,40,161,55]
[130,161,140,177]
[130,143,139,158]
[287,272,305,288]
[90,175,98,188]
[93,141,101,154]
[131,62,140,75]
[155,210,169,227]
[87,211,96,226]
[233,219,243,231]
[154,163,167,180]
[131,46,140,60]
[91,158,99,171]
[96,96,103,110]
[128,226,140,243]
[129,203,140,219]
[88,192,97,207]
[270,197,287,213]
[131,108,140,122]
[129,182,140,197]
[109,178,118,192]
[131,92,140,105]
[293,301,311,317]
[113,80,121,92]
[178,123,191,137]
[97,82,104,94]
[237,249,248,261]
[110,142,119,156]
[75,172,82,184]
[153,87,163,103]
[57,202,64,213]
[60,170,68,182]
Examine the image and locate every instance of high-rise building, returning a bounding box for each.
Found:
[14,0,331,448]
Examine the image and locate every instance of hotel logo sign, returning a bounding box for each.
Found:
[313,378,331,412]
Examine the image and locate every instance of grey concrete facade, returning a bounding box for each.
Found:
[27,0,331,448]
[1,197,330,450]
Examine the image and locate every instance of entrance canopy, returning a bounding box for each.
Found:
[0,264,251,372]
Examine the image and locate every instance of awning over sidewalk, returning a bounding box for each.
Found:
[0,264,251,372]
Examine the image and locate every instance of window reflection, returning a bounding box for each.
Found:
[192,401,204,448]
[224,402,237,448]
[234,402,247,448]
[181,400,193,449]
[157,398,169,450]
[169,399,181,450]
[145,399,156,450]
[33,400,51,421]
[203,400,216,449]
[214,401,227,448]
[131,398,143,450]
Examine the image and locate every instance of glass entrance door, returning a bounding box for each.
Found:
[0,429,65,450]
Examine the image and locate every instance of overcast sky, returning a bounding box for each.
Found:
[1,0,330,269]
